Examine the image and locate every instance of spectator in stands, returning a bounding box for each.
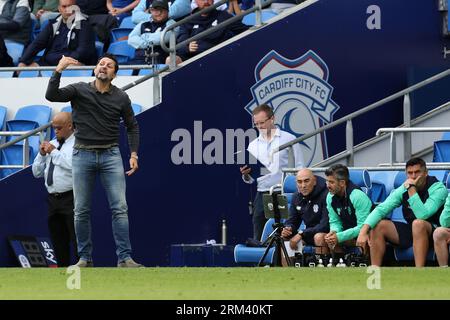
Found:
[320,164,372,254]
[0,34,13,66]
[433,194,450,267]
[46,54,142,268]
[357,158,448,267]
[128,0,176,65]
[0,0,32,45]
[106,0,140,24]
[18,0,96,69]
[131,0,191,24]
[174,0,249,62]
[281,168,329,258]
[31,0,59,28]
[76,0,108,15]
[240,104,304,241]
[32,112,77,267]
[76,0,118,48]
[227,0,241,15]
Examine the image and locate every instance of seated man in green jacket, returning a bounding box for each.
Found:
[357,158,448,267]
[320,164,372,254]
[433,194,450,267]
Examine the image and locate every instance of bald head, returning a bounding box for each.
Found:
[52,112,73,141]
[296,169,317,196]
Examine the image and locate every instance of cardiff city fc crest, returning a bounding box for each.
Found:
[245,50,340,166]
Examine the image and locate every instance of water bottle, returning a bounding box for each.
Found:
[327,258,333,267]
[221,219,227,245]
[337,258,346,267]
[317,259,324,267]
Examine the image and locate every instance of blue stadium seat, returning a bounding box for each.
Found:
[119,16,135,29]
[234,218,277,265]
[6,105,52,160]
[41,70,93,77]
[110,28,133,42]
[369,170,401,196]
[242,11,278,26]
[139,64,167,75]
[349,169,372,194]
[116,69,134,76]
[18,71,40,78]
[0,71,14,78]
[12,105,52,127]
[61,106,72,113]
[428,170,448,184]
[0,105,7,131]
[433,140,450,162]
[441,131,450,140]
[4,41,24,65]
[95,41,104,57]
[1,145,33,179]
[131,103,142,115]
[394,246,435,262]
[107,41,135,63]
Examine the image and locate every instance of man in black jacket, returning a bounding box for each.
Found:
[281,169,329,255]
[0,0,32,45]
[175,0,248,62]
[0,34,13,66]
[18,0,96,68]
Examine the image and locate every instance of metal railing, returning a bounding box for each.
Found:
[0,123,51,171]
[375,127,450,165]
[271,68,450,167]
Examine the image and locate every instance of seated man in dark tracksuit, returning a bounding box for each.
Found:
[357,157,447,267]
[175,0,248,62]
[281,169,329,257]
[127,0,176,65]
[320,164,372,255]
[18,0,96,69]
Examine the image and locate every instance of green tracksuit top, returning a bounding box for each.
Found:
[326,185,372,243]
[364,178,448,229]
[439,194,450,228]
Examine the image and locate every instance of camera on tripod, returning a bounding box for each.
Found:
[257,184,292,267]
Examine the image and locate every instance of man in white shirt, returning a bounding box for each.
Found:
[240,104,304,240]
[32,111,76,267]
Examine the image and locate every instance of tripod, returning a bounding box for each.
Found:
[257,221,292,267]
[257,186,292,267]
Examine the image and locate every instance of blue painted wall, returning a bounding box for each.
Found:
[0,0,448,266]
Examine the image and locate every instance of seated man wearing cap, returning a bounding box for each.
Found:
[128,0,177,65]
[357,158,447,267]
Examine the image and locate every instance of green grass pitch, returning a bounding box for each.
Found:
[0,267,449,300]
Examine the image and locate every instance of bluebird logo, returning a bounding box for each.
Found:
[245,50,340,166]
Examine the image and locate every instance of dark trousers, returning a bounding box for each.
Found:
[47,191,78,267]
[252,191,268,241]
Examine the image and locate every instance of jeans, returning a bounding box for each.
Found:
[72,147,132,262]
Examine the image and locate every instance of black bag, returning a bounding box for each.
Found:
[245,238,266,247]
